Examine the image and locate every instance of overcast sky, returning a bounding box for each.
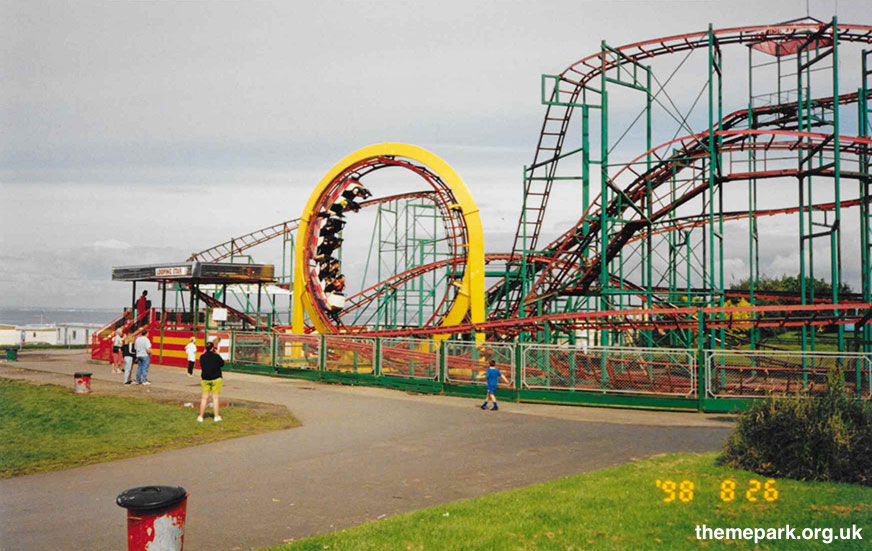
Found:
[1,0,868,310]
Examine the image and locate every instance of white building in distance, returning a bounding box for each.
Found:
[0,323,103,346]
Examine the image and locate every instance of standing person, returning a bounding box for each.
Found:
[121,335,136,384]
[111,329,124,373]
[185,336,197,377]
[479,359,509,411]
[197,341,224,423]
[133,331,152,385]
[136,290,149,319]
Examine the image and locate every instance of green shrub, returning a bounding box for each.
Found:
[720,367,872,486]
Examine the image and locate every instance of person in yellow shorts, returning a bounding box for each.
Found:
[197,341,225,423]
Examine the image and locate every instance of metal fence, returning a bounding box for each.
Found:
[379,337,440,380]
[443,341,515,387]
[521,344,696,397]
[323,335,376,374]
[224,331,872,405]
[275,333,320,370]
[706,349,872,399]
[231,332,273,366]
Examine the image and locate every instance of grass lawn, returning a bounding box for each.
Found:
[0,377,298,478]
[267,453,872,551]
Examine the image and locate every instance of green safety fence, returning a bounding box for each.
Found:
[222,332,872,412]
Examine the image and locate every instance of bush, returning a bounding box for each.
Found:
[719,367,872,486]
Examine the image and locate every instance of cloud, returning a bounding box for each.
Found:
[93,239,131,250]
[3,0,869,309]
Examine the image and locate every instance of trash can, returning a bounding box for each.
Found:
[73,372,92,394]
[116,486,188,551]
[4,348,16,361]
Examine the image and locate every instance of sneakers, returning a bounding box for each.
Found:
[197,416,203,423]
[124,381,132,385]
[187,373,193,377]
[480,403,488,410]
[142,381,151,386]
[214,416,222,423]
[491,405,499,411]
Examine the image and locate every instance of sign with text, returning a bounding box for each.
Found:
[154,266,191,278]
[212,308,228,321]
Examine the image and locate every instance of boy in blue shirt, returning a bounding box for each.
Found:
[479,359,509,411]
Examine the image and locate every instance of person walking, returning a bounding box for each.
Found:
[185,336,197,377]
[478,359,509,411]
[121,335,136,384]
[197,341,224,423]
[133,331,152,385]
[111,329,124,374]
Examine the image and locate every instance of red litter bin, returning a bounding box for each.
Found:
[74,372,92,394]
[116,486,188,551]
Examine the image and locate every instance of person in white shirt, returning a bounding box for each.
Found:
[185,337,197,377]
[112,329,124,374]
[133,333,152,385]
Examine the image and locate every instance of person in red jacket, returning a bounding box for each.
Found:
[136,290,148,319]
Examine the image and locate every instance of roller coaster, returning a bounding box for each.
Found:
[95,17,872,409]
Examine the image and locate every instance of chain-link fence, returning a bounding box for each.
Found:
[231,332,273,365]
[706,349,872,398]
[521,345,696,396]
[379,337,440,380]
[275,333,320,369]
[443,341,515,387]
[324,335,376,374]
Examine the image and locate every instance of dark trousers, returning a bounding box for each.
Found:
[187,360,195,375]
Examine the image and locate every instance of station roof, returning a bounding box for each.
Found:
[112,261,275,284]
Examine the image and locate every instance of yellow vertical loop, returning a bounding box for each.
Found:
[292,143,485,337]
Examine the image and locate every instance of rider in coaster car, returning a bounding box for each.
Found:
[342,179,372,201]
[315,236,342,259]
[324,274,346,294]
[318,259,341,281]
[328,197,361,217]
[326,292,345,323]
[319,217,346,237]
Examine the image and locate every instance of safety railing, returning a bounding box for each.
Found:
[323,335,376,374]
[379,337,440,380]
[275,333,320,370]
[705,349,872,399]
[231,332,273,366]
[443,341,515,387]
[221,331,872,407]
[521,344,696,397]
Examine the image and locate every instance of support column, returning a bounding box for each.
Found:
[832,18,844,352]
[159,280,167,362]
[256,283,263,331]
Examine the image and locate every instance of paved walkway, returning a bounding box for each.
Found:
[0,351,732,551]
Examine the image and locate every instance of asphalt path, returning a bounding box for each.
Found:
[0,351,732,551]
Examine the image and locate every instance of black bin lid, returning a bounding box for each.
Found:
[74,372,92,378]
[116,486,187,511]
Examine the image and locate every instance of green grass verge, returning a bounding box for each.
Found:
[267,453,871,551]
[0,377,299,478]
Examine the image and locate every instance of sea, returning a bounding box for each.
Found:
[0,307,119,326]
